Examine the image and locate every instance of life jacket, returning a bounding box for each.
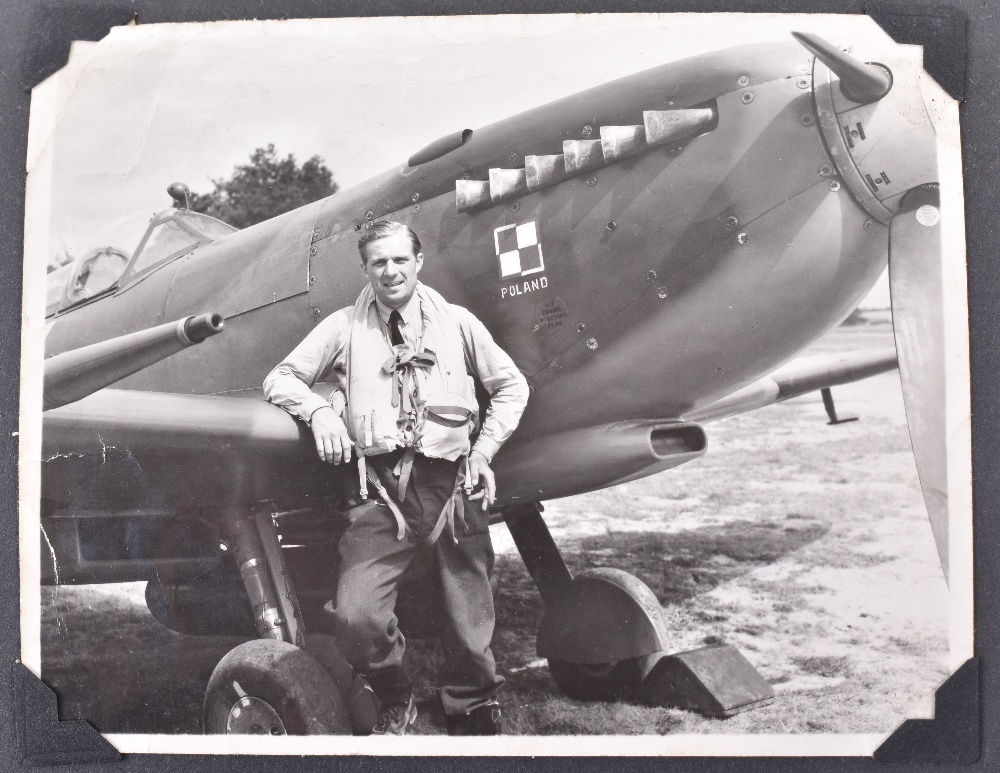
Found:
[344,282,478,462]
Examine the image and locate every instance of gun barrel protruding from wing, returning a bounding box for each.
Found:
[43,312,225,411]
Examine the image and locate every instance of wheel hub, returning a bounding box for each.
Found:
[226,695,287,735]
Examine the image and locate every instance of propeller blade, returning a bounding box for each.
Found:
[888,185,948,580]
[792,31,892,104]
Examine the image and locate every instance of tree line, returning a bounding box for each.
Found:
[189,143,338,228]
[50,144,338,272]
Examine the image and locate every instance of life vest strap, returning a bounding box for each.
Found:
[380,347,438,433]
[392,447,415,502]
[424,456,468,547]
[365,453,472,546]
[365,467,408,541]
[424,404,474,429]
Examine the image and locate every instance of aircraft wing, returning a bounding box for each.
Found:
[42,387,349,510]
[41,314,351,511]
[39,343,903,586]
[684,347,899,424]
[682,346,956,582]
[43,344,899,509]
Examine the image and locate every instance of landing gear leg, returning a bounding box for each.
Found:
[222,505,304,643]
[202,504,357,735]
[504,502,669,700]
[504,502,774,715]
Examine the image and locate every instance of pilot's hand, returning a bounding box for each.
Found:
[466,450,496,511]
[310,406,353,465]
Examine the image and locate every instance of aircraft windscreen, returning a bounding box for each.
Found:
[46,208,238,315]
[45,262,74,312]
[63,247,130,306]
[131,218,199,274]
[81,210,158,262]
[181,211,236,240]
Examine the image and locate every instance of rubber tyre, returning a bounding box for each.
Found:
[203,639,351,735]
[547,658,643,702]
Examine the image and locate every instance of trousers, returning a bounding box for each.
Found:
[332,451,504,717]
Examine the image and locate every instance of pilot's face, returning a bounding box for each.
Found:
[361,233,423,309]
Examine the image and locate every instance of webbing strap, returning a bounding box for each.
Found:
[366,468,407,540]
[392,447,415,502]
[425,498,452,546]
[424,404,475,429]
[422,456,469,547]
[366,455,471,547]
[358,415,372,499]
[381,349,437,411]
[358,455,368,499]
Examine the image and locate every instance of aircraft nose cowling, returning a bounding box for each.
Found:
[795,31,938,225]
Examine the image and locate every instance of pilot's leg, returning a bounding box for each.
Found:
[334,498,416,705]
[334,452,462,708]
[435,497,504,732]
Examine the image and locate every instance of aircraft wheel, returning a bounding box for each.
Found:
[203,639,351,735]
[547,657,643,702]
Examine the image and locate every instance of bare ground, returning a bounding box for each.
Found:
[39,324,950,736]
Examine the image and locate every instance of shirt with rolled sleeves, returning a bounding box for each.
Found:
[263,294,529,463]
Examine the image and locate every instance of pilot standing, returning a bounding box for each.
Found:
[264,221,529,736]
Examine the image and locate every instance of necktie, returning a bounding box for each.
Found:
[389,309,404,346]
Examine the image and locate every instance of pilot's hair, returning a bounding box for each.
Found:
[357,221,421,263]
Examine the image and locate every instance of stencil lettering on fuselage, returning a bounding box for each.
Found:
[539,299,567,330]
[502,276,549,299]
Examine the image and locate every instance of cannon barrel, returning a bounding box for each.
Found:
[43,312,224,411]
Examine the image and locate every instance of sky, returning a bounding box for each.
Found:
[28,13,934,307]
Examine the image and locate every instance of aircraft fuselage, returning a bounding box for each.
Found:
[45,41,890,492]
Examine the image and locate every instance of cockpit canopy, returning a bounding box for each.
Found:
[47,205,236,316]
[129,209,235,276]
[62,246,131,307]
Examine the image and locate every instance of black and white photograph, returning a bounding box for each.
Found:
[19,12,972,755]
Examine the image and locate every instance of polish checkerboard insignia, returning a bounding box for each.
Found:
[495,221,545,279]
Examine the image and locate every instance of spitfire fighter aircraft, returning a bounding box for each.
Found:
[39,31,946,734]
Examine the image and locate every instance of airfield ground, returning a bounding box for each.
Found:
[39,322,951,737]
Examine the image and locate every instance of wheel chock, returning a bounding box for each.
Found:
[637,644,774,717]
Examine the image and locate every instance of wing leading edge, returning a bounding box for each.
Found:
[682,347,949,578]
[41,389,353,510]
[42,348,900,508]
[684,348,899,424]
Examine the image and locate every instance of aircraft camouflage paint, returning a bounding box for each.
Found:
[39,32,946,734]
